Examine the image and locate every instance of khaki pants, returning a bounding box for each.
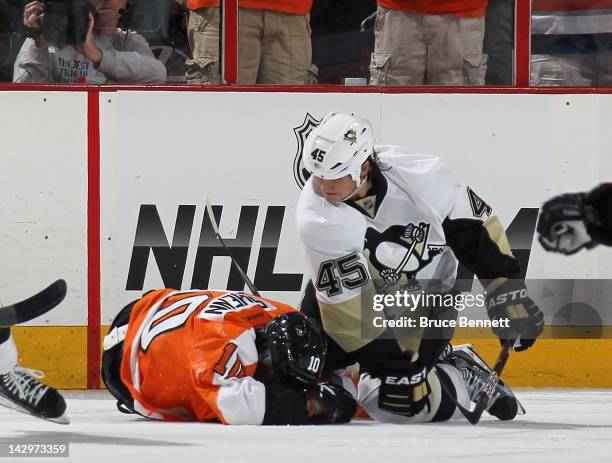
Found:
[531,53,612,87]
[370,6,487,86]
[186,7,314,84]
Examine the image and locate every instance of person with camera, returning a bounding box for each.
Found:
[14,0,166,84]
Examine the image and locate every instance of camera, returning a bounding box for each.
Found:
[38,0,96,47]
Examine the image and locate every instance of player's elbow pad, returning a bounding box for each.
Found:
[442,217,520,280]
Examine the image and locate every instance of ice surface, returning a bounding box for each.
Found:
[1,389,611,463]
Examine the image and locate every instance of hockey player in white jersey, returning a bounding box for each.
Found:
[296,112,544,424]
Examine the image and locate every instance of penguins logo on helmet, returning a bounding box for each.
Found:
[344,129,357,145]
[301,112,375,201]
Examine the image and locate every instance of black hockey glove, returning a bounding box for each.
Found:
[485,279,544,351]
[371,357,431,417]
[306,383,357,424]
[537,184,612,254]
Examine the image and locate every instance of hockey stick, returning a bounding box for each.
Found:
[445,338,516,425]
[0,279,67,326]
[204,197,260,296]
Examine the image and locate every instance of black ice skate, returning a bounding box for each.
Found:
[0,366,69,424]
[446,344,525,421]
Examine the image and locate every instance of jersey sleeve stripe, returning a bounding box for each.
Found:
[214,343,238,376]
[227,358,244,379]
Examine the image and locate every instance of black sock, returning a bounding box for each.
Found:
[0,327,10,344]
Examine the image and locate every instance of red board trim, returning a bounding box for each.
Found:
[515,0,532,86]
[222,0,238,84]
[2,83,612,94]
[87,90,101,389]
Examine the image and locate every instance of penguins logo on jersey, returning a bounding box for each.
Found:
[293,113,321,189]
[364,222,445,287]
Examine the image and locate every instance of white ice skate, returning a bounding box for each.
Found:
[446,344,526,421]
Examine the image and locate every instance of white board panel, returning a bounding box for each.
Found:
[0,91,88,325]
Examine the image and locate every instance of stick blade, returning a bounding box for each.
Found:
[0,279,67,325]
[453,400,481,425]
[465,405,485,425]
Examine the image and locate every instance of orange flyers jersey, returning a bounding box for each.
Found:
[120,289,295,425]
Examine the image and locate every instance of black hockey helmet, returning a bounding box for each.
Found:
[101,300,137,415]
[258,312,327,388]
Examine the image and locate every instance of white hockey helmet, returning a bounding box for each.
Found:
[303,112,375,189]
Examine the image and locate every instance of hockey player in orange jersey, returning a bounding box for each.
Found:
[101,288,357,425]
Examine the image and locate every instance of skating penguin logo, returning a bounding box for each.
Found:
[364,222,445,288]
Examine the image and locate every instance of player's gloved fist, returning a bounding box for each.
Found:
[306,383,357,424]
[537,191,600,255]
[373,358,431,417]
[485,279,544,351]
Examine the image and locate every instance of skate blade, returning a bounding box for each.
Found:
[0,396,70,425]
[517,399,527,416]
[451,345,527,417]
[44,414,70,425]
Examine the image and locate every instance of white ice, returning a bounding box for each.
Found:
[1,389,611,463]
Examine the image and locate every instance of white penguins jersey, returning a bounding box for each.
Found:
[296,145,519,352]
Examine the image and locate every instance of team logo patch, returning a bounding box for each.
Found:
[467,187,492,218]
[344,129,357,145]
[364,222,445,289]
[293,113,321,189]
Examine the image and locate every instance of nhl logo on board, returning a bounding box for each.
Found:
[293,113,321,189]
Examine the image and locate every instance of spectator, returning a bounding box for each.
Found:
[483,0,513,85]
[0,0,23,82]
[369,0,489,85]
[14,0,167,84]
[531,1,612,86]
[185,0,315,84]
[120,0,191,83]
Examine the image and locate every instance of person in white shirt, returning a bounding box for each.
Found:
[14,0,166,83]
